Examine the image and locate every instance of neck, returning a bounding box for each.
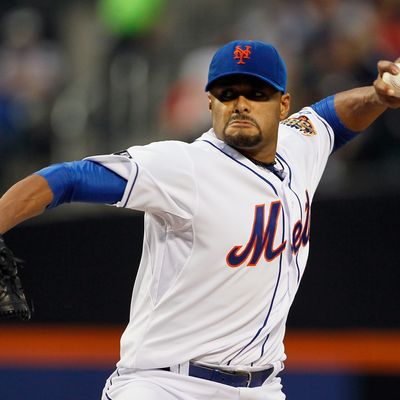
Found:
[247,156,276,167]
[239,147,277,165]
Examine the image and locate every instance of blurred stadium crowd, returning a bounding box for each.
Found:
[0,0,399,199]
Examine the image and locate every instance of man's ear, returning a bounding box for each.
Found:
[280,93,291,120]
[208,93,212,111]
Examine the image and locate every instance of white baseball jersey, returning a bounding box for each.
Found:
[87,106,333,371]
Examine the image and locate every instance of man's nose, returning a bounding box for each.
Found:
[233,95,251,114]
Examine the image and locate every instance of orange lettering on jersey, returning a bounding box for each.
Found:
[226,201,286,267]
[234,45,252,65]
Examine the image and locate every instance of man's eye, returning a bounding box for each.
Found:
[219,89,237,101]
[251,91,268,100]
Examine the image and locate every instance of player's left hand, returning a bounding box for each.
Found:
[0,235,31,320]
[373,58,400,109]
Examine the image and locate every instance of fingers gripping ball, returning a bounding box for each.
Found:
[0,235,31,320]
[382,63,400,97]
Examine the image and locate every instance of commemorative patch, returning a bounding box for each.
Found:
[281,115,316,136]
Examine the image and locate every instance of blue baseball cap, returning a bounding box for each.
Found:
[205,40,287,93]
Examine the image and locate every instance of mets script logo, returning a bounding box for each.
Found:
[226,192,310,268]
[234,45,252,65]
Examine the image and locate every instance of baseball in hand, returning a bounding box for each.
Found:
[382,63,400,96]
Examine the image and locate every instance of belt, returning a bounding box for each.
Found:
[162,362,274,388]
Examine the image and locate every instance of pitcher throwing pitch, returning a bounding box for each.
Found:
[0,40,399,399]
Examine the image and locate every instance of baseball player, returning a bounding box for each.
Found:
[0,40,399,400]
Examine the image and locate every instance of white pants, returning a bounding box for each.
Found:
[101,367,286,400]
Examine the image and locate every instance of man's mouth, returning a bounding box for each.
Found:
[229,119,256,127]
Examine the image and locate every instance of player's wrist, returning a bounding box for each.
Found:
[369,85,389,108]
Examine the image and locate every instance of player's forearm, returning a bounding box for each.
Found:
[334,86,387,132]
[334,60,400,132]
[0,174,53,234]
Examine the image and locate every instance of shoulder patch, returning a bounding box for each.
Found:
[281,115,316,137]
[113,149,132,158]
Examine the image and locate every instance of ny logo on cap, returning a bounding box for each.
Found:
[234,45,252,64]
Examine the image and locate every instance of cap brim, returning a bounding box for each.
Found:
[205,72,285,93]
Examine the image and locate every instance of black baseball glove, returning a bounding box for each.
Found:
[0,235,31,320]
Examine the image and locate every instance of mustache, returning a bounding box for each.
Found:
[226,114,260,130]
[229,114,257,124]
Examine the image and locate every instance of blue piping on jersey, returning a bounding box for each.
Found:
[200,140,278,196]
[259,333,270,361]
[275,153,302,220]
[35,160,127,208]
[311,96,358,152]
[227,205,285,365]
[276,153,302,283]
[121,160,139,208]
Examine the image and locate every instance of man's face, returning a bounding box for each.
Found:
[208,75,290,161]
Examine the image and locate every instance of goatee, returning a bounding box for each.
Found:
[223,114,262,149]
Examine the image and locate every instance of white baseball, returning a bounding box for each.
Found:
[382,62,400,96]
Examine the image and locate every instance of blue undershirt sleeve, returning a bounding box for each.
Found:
[311,95,358,152]
[35,160,127,209]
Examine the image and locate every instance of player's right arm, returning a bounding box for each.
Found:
[310,59,400,153]
[0,161,127,234]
